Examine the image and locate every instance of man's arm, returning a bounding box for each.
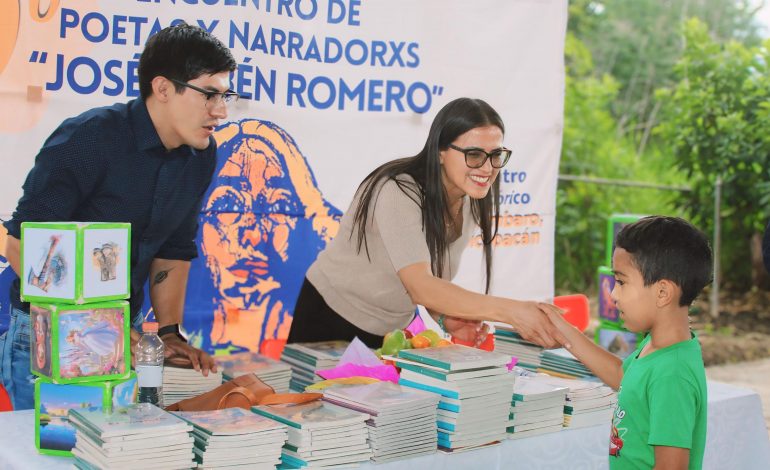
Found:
[539,303,624,389]
[653,446,689,470]
[149,258,216,375]
[4,235,20,276]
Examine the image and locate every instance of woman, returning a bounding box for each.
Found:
[287,98,565,349]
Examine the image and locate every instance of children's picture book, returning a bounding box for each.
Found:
[322,381,440,413]
[173,407,288,436]
[397,345,510,371]
[512,376,569,402]
[252,400,368,430]
[387,355,509,382]
[69,403,192,439]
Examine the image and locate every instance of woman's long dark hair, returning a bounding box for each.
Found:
[350,98,503,294]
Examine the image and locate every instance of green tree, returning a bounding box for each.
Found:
[556,33,682,292]
[657,18,770,289]
[573,0,762,153]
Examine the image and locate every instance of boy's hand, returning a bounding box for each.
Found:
[537,302,576,348]
[508,301,571,349]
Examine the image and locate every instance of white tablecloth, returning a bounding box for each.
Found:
[1,381,767,470]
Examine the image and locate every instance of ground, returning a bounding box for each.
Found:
[690,290,770,366]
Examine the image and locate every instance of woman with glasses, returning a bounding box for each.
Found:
[287,97,566,349]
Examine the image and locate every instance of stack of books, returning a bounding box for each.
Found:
[538,348,595,379]
[280,341,349,391]
[493,327,542,372]
[539,376,617,429]
[162,364,223,405]
[215,352,292,393]
[323,381,440,463]
[253,400,372,468]
[173,407,288,468]
[69,403,194,469]
[507,375,568,439]
[395,345,515,452]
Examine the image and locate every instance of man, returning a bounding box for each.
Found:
[0,23,237,409]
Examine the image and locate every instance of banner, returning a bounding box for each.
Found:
[0,0,567,353]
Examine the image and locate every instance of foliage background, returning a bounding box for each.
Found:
[556,0,769,293]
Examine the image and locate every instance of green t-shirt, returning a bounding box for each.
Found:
[609,333,707,470]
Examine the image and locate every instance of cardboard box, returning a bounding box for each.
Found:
[34,373,137,456]
[30,301,130,383]
[21,222,130,304]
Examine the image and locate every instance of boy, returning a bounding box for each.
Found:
[541,216,712,469]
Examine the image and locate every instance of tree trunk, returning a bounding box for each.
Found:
[750,232,769,290]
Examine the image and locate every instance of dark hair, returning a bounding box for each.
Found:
[138,23,236,100]
[615,216,712,306]
[351,98,503,293]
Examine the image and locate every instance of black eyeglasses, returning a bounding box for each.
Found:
[448,144,512,169]
[170,79,240,109]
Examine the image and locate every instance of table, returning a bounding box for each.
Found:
[1,381,767,469]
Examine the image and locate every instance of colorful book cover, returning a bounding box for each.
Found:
[173,407,287,436]
[397,345,509,371]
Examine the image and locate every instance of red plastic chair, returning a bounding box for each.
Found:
[0,383,13,412]
[260,338,287,361]
[553,294,590,332]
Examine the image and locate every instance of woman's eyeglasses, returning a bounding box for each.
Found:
[170,79,240,109]
[448,144,512,169]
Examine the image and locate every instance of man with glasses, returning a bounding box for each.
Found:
[0,23,237,409]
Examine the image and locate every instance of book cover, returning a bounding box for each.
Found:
[398,345,509,371]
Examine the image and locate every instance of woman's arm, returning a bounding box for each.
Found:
[398,262,567,348]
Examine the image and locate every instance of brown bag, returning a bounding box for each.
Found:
[164,373,321,412]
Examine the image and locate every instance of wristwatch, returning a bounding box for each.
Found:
[157,323,187,343]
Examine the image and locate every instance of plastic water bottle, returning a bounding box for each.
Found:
[136,321,164,407]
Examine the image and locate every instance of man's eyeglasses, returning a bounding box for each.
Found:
[448,144,512,169]
[170,79,240,109]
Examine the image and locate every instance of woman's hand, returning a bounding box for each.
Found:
[442,316,490,347]
[506,300,570,349]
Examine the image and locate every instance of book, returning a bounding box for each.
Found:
[69,403,192,439]
[397,345,510,371]
[252,401,369,430]
[387,355,509,382]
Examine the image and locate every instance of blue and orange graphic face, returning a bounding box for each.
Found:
[201,136,303,309]
[199,119,341,322]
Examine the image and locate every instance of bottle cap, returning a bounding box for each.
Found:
[142,321,159,333]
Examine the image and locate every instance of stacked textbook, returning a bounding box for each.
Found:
[493,327,543,372]
[395,345,515,451]
[253,400,372,468]
[323,381,440,463]
[68,403,194,469]
[507,375,568,439]
[173,407,288,469]
[280,341,349,391]
[538,348,595,379]
[162,363,223,405]
[215,352,292,393]
[539,376,617,428]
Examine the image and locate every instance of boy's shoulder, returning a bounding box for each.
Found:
[642,337,706,386]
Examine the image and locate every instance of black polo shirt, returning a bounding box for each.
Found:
[4,98,217,320]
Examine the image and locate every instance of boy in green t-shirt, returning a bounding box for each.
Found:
[542,216,712,469]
